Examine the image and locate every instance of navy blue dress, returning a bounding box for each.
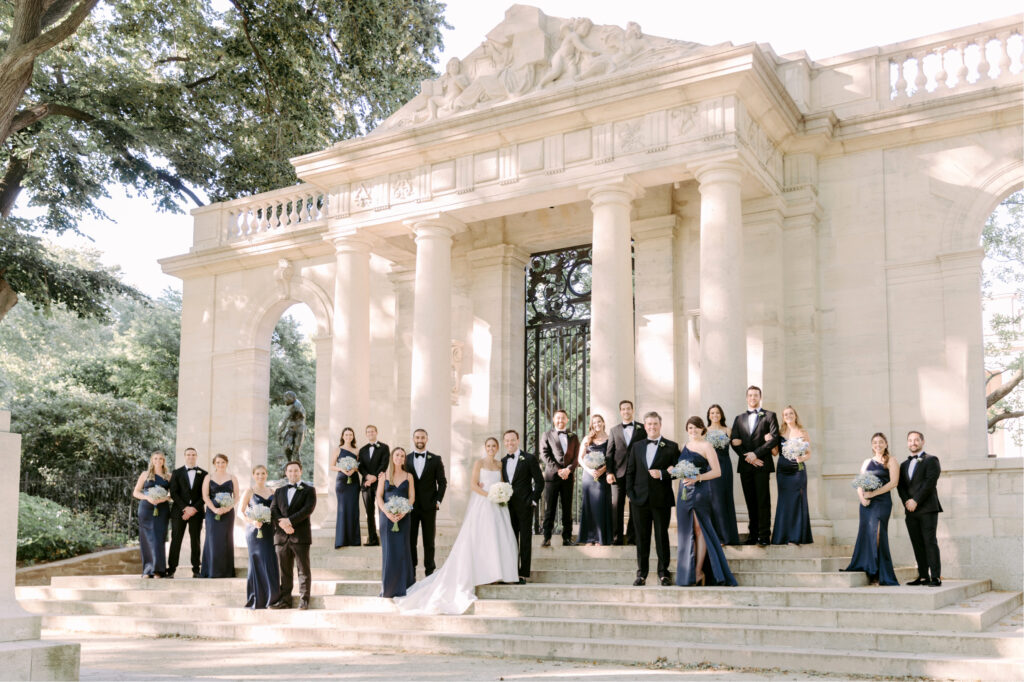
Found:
[707,431,739,545]
[200,479,235,578]
[771,436,813,545]
[844,459,898,585]
[675,447,737,587]
[379,478,414,598]
[334,448,362,548]
[138,474,170,577]
[245,492,280,609]
[578,441,612,545]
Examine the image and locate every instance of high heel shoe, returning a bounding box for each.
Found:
[696,574,706,586]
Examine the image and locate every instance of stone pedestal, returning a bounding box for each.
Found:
[2,411,81,679]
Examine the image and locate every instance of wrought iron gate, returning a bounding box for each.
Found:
[524,244,592,532]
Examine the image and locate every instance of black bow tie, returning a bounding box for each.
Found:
[648,438,659,445]
[186,467,198,472]
[623,423,633,428]
[747,410,759,414]
[557,430,567,435]
[908,454,920,460]
[414,453,426,458]
[287,483,300,489]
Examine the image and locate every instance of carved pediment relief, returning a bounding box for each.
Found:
[375,4,704,133]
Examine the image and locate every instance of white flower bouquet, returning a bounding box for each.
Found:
[582,450,606,479]
[213,492,235,520]
[782,438,809,471]
[851,473,882,491]
[383,496,413,531]
[706,430,729,450]
[668,460,701,501]
[245,503,272,538]
[337,456,358,483]
[145,486,169,516]
[488,482,513,506]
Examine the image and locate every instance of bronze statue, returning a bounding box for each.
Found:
[277,391,306,458]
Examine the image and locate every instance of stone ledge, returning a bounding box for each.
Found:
[16,547,139,586]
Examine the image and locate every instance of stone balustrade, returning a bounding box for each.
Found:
[221,184,327,243]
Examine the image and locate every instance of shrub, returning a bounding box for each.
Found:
[17,493,130,564]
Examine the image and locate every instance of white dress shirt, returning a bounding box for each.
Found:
[287,486,296,506]
[908,455,920,479]
[413,452,427,478]
[645,439,660,468]
[506,451,520,480]
[186,468,196,488]
[747,409,759,432]
[623,423,634,443]
[558,431,568,454]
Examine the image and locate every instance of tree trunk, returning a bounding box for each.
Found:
[0,275,17,322]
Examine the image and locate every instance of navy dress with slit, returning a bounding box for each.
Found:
[675,447,737,586]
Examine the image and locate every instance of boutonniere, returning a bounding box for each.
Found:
[517,455,524,462]
[658,440,666,447]
[757,409,764,417]
[295,482,303,490]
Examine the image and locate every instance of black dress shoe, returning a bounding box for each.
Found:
[298,598,310,610]
[366,540,380,547]
[757,541,769,547]
[562,538,575,546]
[541,538,551,547]
[927,579,942,587]
[632,577,646,586]
[907,577,928,586]
[517,577,526,585]
[192,571,201,578]
[269,600,292,609]
[659,576,672,586]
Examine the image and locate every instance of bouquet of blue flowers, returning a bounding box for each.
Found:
[668,460,701,501]
[383,496,413,531]
[851,473,882,491]
[782,438,809,471]
[213,492,235,520]
[145,486,169,516]
[706,430,729,450]
[245,503,272,538]
[337,456,358,483]
[582,450,606,479]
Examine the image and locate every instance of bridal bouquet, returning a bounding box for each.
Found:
[337,456,358,483]
[782,439,808,471]
[145,486,169,516]
[213,492,235,520]
[581,451,606,479]
[668,460,701,501]
[245,503,271,538]
[851,473,882,491]
[383,496,413,531]
[488,482,513,506]
[706,430,729,450]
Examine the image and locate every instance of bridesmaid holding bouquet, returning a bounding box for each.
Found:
[377,448,415,598]
[705,405,739,545]
[331,427,361,548]
[843,433,900,586]
[240,464,280,609]
[771,406,813,545]
[200,453,237,578]
[132,451,172,578]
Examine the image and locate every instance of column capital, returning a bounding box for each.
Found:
[692,160,745,187]
[403,212,466,239]
[582,176,645,205]
[327,231,373,255]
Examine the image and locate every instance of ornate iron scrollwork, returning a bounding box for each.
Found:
[526,245,592,325]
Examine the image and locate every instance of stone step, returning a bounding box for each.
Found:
[33,612,1024,678]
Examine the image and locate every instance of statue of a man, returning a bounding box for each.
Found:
[277,391,306,459]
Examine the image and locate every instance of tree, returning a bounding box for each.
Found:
[983,190,1024,439]
[1,0,447,321]
[267,312,316,476]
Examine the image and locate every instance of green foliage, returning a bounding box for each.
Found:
[267,312,316,476]
[18,493,130,564]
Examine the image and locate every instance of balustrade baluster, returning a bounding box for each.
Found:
[933,47,948,90]
[996,32,1012,78]
[913,53,927,95]
[976,37,992,81]
[303,194,313,222]
[284,198,295,227]
[953,42,969,86]
[894,58,908,98]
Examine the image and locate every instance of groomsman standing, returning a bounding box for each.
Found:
[625,411,679,586]
[270,461,316,610]
[606,400,645,546]
[501,429,544,583]
[358,425,389,546]
[898,431,943,586]
[407,428,447,576]
[540,409,579,547]
[166,447,206,578]
[730,385,778,545]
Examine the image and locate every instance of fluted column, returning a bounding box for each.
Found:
[408,214,463,466]
[329,234,371,455]
[586,178,642,421]
[695,162,747,418]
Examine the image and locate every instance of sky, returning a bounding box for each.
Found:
[51,0,1022,302]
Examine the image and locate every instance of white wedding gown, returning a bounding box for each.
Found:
[394,468,519,614]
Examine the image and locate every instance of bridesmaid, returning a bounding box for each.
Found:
[578,414,613,546]
[771,406,813,545]
[331,427,361,549]
[675,417,737,587]
[241,465,280,609]
[132,451,172,579]
[844,433,900,586]
[200,453,237,578]
[706,405,739,545]
[376,447,415,598]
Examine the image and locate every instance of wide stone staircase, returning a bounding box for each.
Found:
[17,528,1024,679]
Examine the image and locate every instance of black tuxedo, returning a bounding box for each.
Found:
[501,450,544,578]
[539,428,580,541]
[730,408,779,544]
[625,436,679,579]
[897,451,942,581]
[358,441,389,544]
[167,465,206,575]
[271,481,317,604]
[406,451,447,575]
[606,421,645,544]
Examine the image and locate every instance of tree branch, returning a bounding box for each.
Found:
[40,0,82,29]
[989,410,1024,431]
[228,0,276,111]
[184,72,219,90]
[154,55,191,65]
[0,157,28,218]
[10,101,95,133]
[16,0,99,66]
[987,367,1023,407]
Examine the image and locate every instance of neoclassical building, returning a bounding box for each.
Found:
[161,6,1023,588]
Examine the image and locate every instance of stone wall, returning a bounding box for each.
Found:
[16,547,141,587]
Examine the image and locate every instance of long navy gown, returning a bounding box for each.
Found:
[138,475,170,577]
[334,447,362,548]
[245,492,280,609]
[706,431,739,545]
[578,441,612,545]
[675,447,737,587]
[379,478,414,598]
[771,436,813,545]
[843,458,898,585]
[200,479,235,578]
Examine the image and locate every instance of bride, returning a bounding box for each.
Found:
[394,437,519,614]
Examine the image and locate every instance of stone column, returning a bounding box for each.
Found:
[388,265,416,447]
[586,178,642,422]
[408,215,463,473]
[326,235,371,522]
[695,162,747,419]
[311,334,334,527]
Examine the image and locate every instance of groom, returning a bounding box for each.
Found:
[407,428,447,576]
[270,461,316,610]
[730,385,778,546]
[166,446,205,578]
[898,431,943,586]
[625,411,679,586]
[540,409,579,547]
[501,429,544,583]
